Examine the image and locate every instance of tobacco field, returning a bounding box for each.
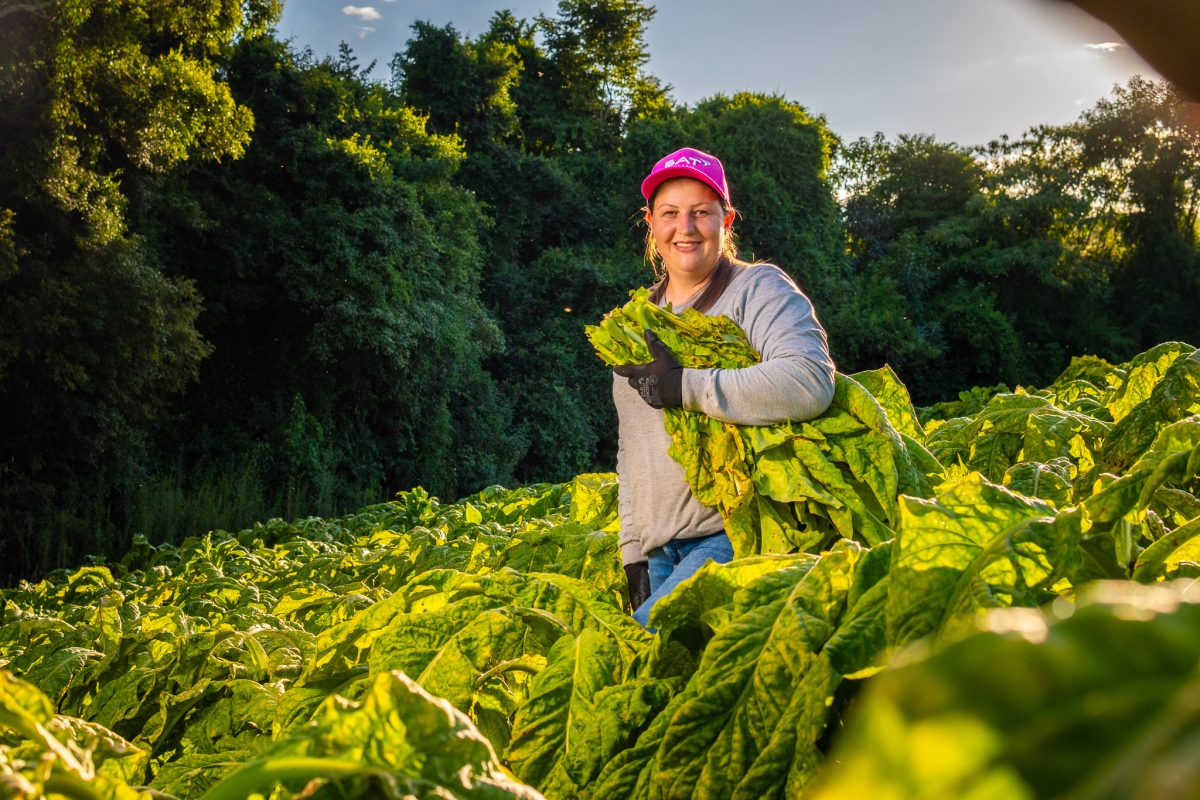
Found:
[2,294,1199,799]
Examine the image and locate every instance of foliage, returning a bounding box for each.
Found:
[2,0,1198,626]
[0,0,279,581]
[812,581,1200,800]
[3,3,1200,792]
[391,3,668,486]
[833,79,1200,401]
[3,323,1200,797]
[524,0,666,153]
[132,35,517,505]
[0,475,619,798]
[391,20,522,147]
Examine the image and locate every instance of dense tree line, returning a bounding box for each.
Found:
[1,0,1197,581]
[834,77,1200,397]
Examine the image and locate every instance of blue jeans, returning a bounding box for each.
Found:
[633,531,734,628]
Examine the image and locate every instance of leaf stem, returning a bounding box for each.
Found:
[43,774,103,800]
[198,756,383,800]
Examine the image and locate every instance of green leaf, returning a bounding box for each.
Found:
[647,541,864,799]
[887,474,1057,646]
[12,645,104,708]
[638,555,817,682]
[568,472,621,532]
[0,670,150,799]
[926,393,1107,486]
[1093,348,1200,478]
[812,582,1200,800]
[199,670,543,800]
[1,669,77,763]
[730,653,842,800]
[826,542,894,678]
[1132,515,1200,581]
[589,292,940,557]
[303,583,429,683]
[732,548,894,799]
[1049,353,1123,396]
[52,717,150,786]
[585,690,689,800]
[367,596,565,744]
[498,523,623,597]
[506,629,676,796]
[649,555,816,642]
[175,678,284,755]
[1003,458,1073,507]
[850,365,924,441]
[1104,341,1195,423]
[153,749,259,798]
[1153,486,1200,524]
[1082,418,1200,527]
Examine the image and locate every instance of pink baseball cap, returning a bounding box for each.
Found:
[640,147,730,205]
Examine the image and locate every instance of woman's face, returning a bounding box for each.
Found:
[647,178,733,284]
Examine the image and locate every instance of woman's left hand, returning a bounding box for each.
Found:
[614,330,683,409]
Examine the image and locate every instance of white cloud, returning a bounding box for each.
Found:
[1085,42,1124,53]
[342,5,381,21]
[357,26,376,38]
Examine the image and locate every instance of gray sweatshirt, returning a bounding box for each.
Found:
[614,263,836,566]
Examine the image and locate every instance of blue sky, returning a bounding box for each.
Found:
[275,0,1156,146]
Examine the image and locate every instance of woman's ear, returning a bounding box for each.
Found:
[724,210,735,228]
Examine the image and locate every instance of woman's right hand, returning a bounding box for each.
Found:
[624,562,651,610]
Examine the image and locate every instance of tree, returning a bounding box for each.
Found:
[480,0,668,153]
[832,79,1200,402]
[391,5,668,482]
[131,36,521,508]
[836,134,1061,398]
[979,77,1200,356]
[0,0,279,579]
[391,21,521,148]
[1072,78,1200,346]
[539,0,665,124]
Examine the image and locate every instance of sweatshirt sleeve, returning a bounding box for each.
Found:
[681,265,835,426]
[614,375,646,566]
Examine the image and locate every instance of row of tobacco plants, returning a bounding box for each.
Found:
[2,296,1199,798]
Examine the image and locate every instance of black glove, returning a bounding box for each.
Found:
[624,562,651,611]
[613,330,683,409]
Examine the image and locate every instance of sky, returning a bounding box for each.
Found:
[274,0,1159,147]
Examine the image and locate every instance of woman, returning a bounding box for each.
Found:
[613,146,836,628]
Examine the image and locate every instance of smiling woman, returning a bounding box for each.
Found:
[612,147,837,628]
[641,149,739,309]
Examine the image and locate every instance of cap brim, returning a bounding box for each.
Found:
[641,166,727,204]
